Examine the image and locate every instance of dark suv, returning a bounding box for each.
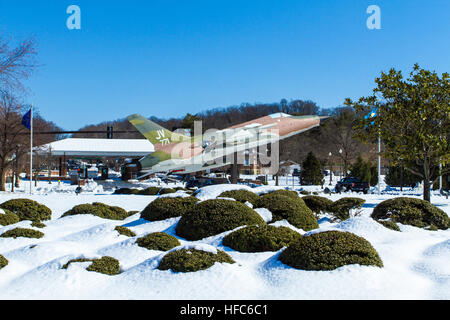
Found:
[335,177,370,194]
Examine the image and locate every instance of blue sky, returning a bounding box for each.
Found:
[0,0,449,130]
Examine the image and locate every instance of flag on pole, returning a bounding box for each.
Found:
[22,107,34,194]
[364,107,378,126]
[364,107,382,195]
[22,108,32,129]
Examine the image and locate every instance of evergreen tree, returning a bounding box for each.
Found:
[180,113,201,135]
[348,64,449,202]
[385,165,422,188]
[301,152,324,185]
[350,154,378,186]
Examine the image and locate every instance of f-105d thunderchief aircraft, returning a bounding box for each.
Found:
[127,112,325,178]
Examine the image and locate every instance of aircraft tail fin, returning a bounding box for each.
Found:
[127,114,186,145]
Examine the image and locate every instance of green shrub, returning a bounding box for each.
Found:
[31,221,46,229]
[255,193,318,231]
[0,209,20,226]
[371,197,449,230]
[263,189,299,200]
[159,188,176,195]
[62,202,131,220]
[377,220,401,231]
[218,190,260,206]
[300,190,311,195]
[279,231,383,270]
[136,232,180,251]
[158,248,234,272]
[0,254,8,270]
[0,199,52,222]
[113,188,141,195]
[332,197,366,221]
[114,226,136,237]
[62,258,91,269]
[302,196,334,216]
[222,225,302,252]
[138,187,161,195]
[114,187,169,195]
[140,197,199,221]
[62,256,120,275]
[176,199,265,241]
[0,227,44,239]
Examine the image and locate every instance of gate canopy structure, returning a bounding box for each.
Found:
[37,138,155,157]
[36,138,155,179]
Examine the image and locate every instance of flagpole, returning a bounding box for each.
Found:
[378,133,381,195]
[30,105,33,195]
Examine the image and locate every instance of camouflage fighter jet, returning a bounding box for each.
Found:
[127,112,325,177]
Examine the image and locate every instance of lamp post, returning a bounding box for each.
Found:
[339,149,343,180]
[329,152,333,185]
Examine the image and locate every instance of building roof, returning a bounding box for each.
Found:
[280,160,301,167]
[36,138,154,157]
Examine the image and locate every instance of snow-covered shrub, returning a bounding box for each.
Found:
[301,196,334,217]
[114,226,136,237]
[176,199,265,241]
[114,187,174,196]
[255,193,318,231]
[0,227,44,239]
[62,202,131,220]
[0,209,19,226]
[371,197,449,230]
[159,188,176,195]
[0,254,7,270]
[31,221,46,229]
[158,248,234,272]
[113,188,141,195]
[377,220,400,231]
[279,231,383,270]
[331,197,366,221]
[218,190,260,206]
[140,197,199,221]
[62,256,120,275]
[263,189,299,200]
[136,232,180,251]
[222,225,301,252]
[138,187,160,195]
[0,198,52,222]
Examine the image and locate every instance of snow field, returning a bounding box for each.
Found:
[0,180,448,299]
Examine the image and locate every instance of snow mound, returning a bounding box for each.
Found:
[169,243,218,255]
[194,184,255,201]
[252,185,290,195]
[159,192,191,199]
[254,208,272,222]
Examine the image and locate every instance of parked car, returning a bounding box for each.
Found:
[335,176,370,194]
[186,176,230,189]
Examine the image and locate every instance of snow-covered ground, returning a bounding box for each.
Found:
[0,178,448,300]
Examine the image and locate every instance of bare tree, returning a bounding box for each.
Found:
[319,108,367,176]
[0,36,38,91]
[0,90,28,190]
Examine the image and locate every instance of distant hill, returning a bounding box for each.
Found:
[72,99,323,139]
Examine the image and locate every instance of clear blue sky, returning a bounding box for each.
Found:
[0,0,449,130]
